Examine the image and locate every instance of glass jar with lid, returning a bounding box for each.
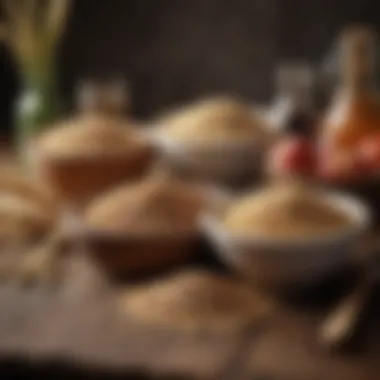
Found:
[76,78,130,119]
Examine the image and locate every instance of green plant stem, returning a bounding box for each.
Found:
[15,60,62,160]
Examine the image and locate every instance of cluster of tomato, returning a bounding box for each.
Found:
[266,134,380,183]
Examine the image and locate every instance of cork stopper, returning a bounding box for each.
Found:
[76,79,129,117]
[339,25,376,89]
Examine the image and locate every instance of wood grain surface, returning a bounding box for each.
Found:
[0,236,379,379]
[0,254,252,379]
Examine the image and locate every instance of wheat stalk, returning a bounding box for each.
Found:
[1,0,71,76]
[46,0,72,48]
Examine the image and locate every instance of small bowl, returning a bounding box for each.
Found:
[201,190,371,293]
[28,141,154,207]
[151,131,272,188]
[84,230,197,279]
[82,185,231,279]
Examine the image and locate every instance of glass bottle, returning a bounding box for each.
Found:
[76,79,130,119]
[320,26,380,153]
[269,63,318,138]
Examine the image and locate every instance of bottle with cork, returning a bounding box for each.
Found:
[269,62,318,139]
[320,25,380,154]
[76,78,130,121]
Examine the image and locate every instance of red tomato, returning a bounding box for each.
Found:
[266,137,316,177]
[317,150,365,183]
[357,135,380,173]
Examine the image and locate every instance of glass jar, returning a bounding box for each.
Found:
[269,63,318,138]
[76,78,130,119]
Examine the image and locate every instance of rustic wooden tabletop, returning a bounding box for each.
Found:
[1,143,380,379]
[0,246,379,380]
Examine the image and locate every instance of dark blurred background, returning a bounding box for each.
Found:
[0,0,378,138]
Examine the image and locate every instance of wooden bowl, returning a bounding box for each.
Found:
[84,230,198,279]
[30,146,154,206]
[81,185,230,279]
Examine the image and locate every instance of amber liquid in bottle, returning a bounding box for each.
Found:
[270,63,318,138]
[320,26,380,152]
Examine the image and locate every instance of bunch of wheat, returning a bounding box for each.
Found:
[0,0,71,77]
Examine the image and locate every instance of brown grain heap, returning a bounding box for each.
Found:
[33,112,152,205]
[0,163,59,243]
[120,269,273,333]
[37,115,143,158]
[85,174,205,235]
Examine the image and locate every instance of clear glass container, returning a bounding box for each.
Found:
[269,63,318,138]
[76,78,130,118]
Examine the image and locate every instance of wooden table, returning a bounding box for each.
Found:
[1,144,380,379]
[0,248,379,380]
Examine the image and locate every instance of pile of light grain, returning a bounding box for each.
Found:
[161,97,271,142]
[0,164,59,242]
[223,182,353,239]
[37,115,142,157]
[120,269,272,332]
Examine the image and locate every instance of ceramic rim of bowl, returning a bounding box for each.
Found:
[150,128,269,149]
[200,189,372,249]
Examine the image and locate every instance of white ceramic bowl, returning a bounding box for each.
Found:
[149,127,274,187]
[201,190,371,292]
